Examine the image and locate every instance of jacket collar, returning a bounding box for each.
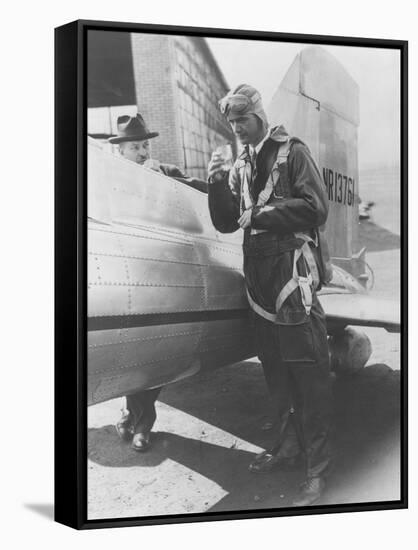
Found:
[237,125,290,160]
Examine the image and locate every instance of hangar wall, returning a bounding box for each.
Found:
[88,31,234,179]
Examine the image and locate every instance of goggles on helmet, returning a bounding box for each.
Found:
[219,90,261,117]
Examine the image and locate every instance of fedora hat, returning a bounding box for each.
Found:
[108,113,159,144]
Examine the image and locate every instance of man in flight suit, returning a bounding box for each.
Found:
[108,113,207,451]
[207,84,333,506]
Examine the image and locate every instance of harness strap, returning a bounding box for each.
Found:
[262,137,291,202]
[301,243,319,290]
[275,247,313,316]
[241,161,253,213]
[274,278,299,314]
[298,274,313,315]
[246,288,278,323]
[240,138,321,321]
[294,232,320,289]
[241,138,291,235]
[240,156,268,235]
[247,244,314,323]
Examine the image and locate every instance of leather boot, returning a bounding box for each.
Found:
[131,432,151,452]
[292,477,325,506]
[115,410,134,441]
[249,450,303,473]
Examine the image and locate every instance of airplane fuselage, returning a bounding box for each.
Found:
[87,47,400,406]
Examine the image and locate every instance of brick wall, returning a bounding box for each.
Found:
[88,32,235,178]
[173,36,234,180]
[130,33,183,168]
[130,33,234,178]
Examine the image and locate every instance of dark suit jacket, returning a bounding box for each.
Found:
[160,163,208,193]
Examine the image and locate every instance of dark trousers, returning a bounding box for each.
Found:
[126,387,162,434]
[253,301,334,479]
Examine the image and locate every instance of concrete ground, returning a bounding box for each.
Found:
[88,182,402,521]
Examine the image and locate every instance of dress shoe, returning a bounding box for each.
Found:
[115,411,134,441]
[292,477,325,506]
[131,432,151,452]
[249,451,302,474]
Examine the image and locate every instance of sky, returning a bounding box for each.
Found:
[207,38,401,170]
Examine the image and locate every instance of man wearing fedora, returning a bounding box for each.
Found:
[109,113,207,192]
[108,113,206,452]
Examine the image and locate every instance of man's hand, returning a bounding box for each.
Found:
[208,152,226,184]
[238,208,252,229]
[143,158,162,172]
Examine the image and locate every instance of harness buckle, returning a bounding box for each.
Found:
[297,275,313,315]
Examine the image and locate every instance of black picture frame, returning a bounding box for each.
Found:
[55,19,408,530]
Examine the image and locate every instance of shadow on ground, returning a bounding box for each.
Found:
[24,503,54,521]
[88,427,300,511]
[324,363,401,503]
[88,360,401,509]
[359,221,400,252]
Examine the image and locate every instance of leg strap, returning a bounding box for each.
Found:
[246,241,316,322]
[275,247,313,316]
[246,288,278,323]
[295,232,320,289]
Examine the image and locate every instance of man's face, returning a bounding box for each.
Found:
[228,113,263,146]
[119,139,151,164]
